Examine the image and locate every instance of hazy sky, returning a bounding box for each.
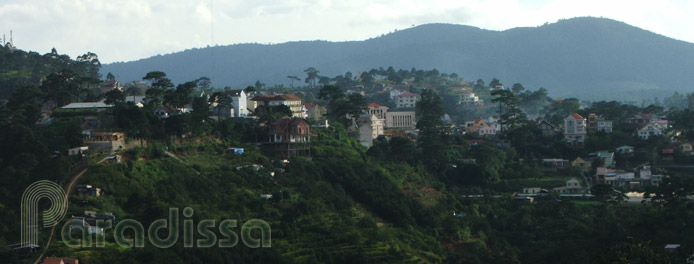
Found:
[1,0,693,63]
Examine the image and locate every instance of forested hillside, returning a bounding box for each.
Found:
[101,17,694,100]
[0,45,101,99]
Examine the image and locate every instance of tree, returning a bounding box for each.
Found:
[304,67,319,88]
[492,89,526,131]
[255,80,265,90]
[489,78,501,88]
[191,96,210,132]
[591,184,627,205]
[103,88,126,105]
[209,91,232,120]
[106,72,115,81]
[124,84,142,102]
[415,89,450,172]
[7,86,44,125]
[197,77,212,95]
[142,71,174,107]
[287,75,301,88]
[318,85,366,126]
[40,70,82,106]
[512,83,525,94]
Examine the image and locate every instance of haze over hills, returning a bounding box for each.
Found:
[101,17,694,100]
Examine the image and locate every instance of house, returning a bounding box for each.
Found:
[226,90,248,117]
[664,244,680,253]
[252,94,303,118]
[396,92,420,108]
[637,124,662,140]
[586,113,612,134]
[661,148,674,161]
[152,105,178,118]
[522,187,543,194]
[43,257,79,264]
[571,157,591,172]
[304,103,327,120]
[592,151,616,168]
[552,178,586,194]
[85,132,125,152]
[355,114,385,147]
[676,142,693,153]
[101,79,121,94]
[564,113,587,145]
[616,145,635,154]
[626,113,654,126]
[537,120,556,136]
[60,101,113,111]
[268,117,311,158]
[542,158,569,170]
[459,92,481,104]
[478,124,496,136]
[76,184,102,197]
[367,102,389,119]
[67,146,89,156]
[260,194,273,200]
[597,120,613,133]
[389,89,404,100]
[465,119,489,133]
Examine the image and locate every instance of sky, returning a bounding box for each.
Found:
[1,0,693,64]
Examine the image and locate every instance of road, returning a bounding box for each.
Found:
[33,157,107,264]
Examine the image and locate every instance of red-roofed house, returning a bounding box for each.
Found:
[268,117,311,158]
[44,257,79,264]
[367,102,389,119]
[564,113,587,146]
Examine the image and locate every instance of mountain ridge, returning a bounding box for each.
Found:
[101,17,694,100]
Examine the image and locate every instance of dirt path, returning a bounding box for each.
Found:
[33,157,107,264]
[165,151,201,175]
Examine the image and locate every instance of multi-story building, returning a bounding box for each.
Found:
[396,92,420,108]
[459,92,481,104]
[386,111,416,129]
[252,94,303,118]
[268,117,311,158]
[564,113,587,145]
[226,90,248,117]
[304,103,327,120]
[367,103,389,119]
[356,114,385,147]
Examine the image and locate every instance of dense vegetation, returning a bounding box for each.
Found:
[2,45,694,263]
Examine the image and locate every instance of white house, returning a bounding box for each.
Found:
[396,92,420,108]
[459,92,481,104]
[478,124,496,136]
[226,90,248,117]
[356,114,385,147]
[597,120,613,133]
[564,113,587,145]
[616,145,635,154]
[637,124,662,140]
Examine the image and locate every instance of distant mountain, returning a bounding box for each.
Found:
[101,17,694,100]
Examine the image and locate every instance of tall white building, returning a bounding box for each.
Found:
[564,113,587,146]
[226,90,248,117]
